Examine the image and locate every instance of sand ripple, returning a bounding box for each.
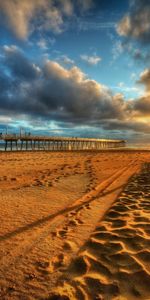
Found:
[50,163,150,300]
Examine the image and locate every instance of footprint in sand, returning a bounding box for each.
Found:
[57,228,68,238]
[84,203,90,210]
[67,211,76,218]
[49,254,66,272]
[48,163,150,300]
[35,260,50,274]
[68,220,78,227]
[10,177,17,181]
[37,254,67,275]
[76,218,84,225]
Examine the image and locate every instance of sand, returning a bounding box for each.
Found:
[0,150,150,300]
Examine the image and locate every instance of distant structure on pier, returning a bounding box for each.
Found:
[0,133,126,151]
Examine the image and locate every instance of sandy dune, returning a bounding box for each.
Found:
[0,150,150,300]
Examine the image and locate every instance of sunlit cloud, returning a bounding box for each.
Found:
[0,0,150,142]
[117,0,150,43]
[1,43,150,137]
[0,0,93,39]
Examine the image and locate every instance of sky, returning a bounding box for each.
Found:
[0,0,150,144]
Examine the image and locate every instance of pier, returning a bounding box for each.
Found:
[0,134,126,151]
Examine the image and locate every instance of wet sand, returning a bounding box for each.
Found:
[0,150,150,300]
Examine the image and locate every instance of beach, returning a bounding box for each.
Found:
[0,150,150,300]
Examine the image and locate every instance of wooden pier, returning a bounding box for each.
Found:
[0,134,126,151]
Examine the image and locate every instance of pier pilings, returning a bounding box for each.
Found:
[0,135,126,151]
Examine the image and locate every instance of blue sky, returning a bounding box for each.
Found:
[0,0,150,143]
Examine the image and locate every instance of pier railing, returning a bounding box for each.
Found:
[0,134,126,151]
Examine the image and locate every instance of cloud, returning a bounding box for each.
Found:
[40,59,126,121]
[134,50,150,63]
[77,0,93,11]
[37,37,55,49]
[132,68,150,115]
[133,96,150,115]
[117,0,150,43]
[80,54,101,65]
[0,46,128,124]
[1,45,150,137]
[137,68,150,92]
[0,0,93,40]
[74,19,115,31]
[58,0,73,16]
[37,39,48,50]
[0,0,69,39]
[102,118,150,135]
[116,0,150,66]
[3,45,41,80]
[112,40,124,61]
[57,55,74,65]
[112,82,142,97]
[0,0,47,39]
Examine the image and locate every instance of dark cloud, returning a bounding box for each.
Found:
[116,0,150,67]
[102,119,150,134]
[33,60,130,122]
[0,72,11,94]
[137,68,150,92]
[0,46,42,116]
[1,45,150,136]
[3,45,41,80]
[133,49,150,64]
[0,47,129,125]
[133,96,150,115]
[131,68,150,115]
[117,0,150,44]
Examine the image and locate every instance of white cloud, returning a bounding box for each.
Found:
[113,83,143,95]
[57,55,74,65]
[76,20,115,31]
[118,82,125,88]
[3,44,19,53]
[112,40,124,60]
[37,39,48,50]
[37,37,55,49]
[130,73,136,80]
[80,54,101,65]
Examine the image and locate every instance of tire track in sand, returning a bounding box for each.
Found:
[48,163,150,300]
[0,162,139,298]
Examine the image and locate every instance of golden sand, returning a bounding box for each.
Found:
[0,150,150,300]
